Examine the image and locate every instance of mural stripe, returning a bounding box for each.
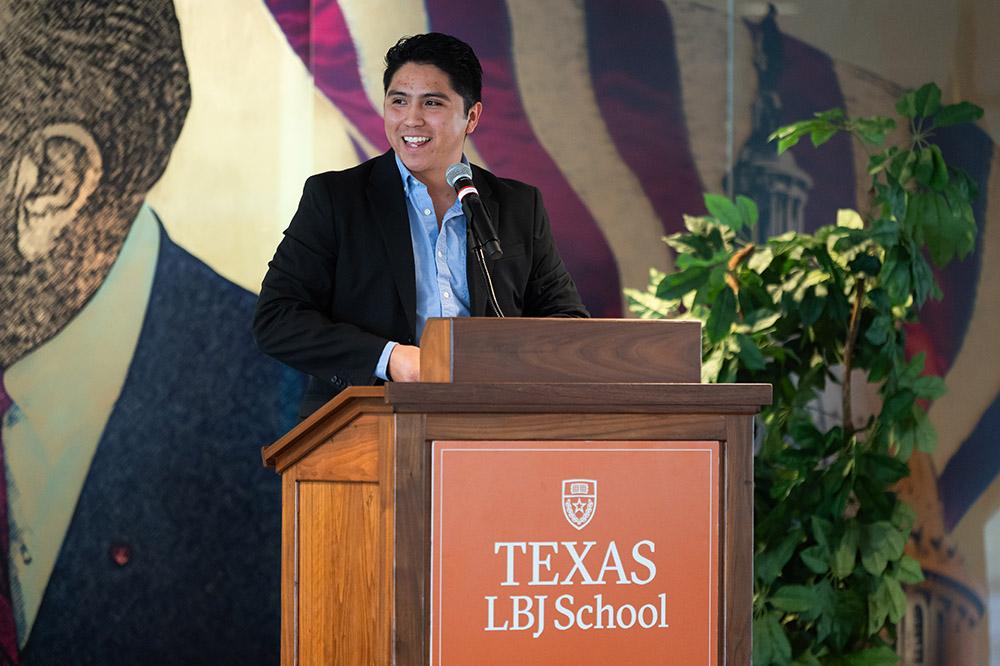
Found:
[585,0,705,234]
[940,391,1000,529]
[425,0,623,316]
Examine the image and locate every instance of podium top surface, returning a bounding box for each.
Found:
[262,318,772,471]
[420,318,702,384]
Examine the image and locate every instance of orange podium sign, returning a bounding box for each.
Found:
[430,440,719,665]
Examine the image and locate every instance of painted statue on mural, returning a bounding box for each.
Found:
[0,1,300,662]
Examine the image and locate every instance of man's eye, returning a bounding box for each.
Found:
[425,100,441,106]
[391,98,406,105]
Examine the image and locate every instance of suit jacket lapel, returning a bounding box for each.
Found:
[467,166,500,317]
[368,151,417,334]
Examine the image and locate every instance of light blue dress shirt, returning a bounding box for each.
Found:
[374,155,472,380]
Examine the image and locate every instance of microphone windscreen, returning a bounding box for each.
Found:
[445,162,473,189]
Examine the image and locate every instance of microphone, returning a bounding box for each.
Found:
[445,163,502,259]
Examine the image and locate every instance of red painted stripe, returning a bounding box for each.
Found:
[426,0,623,316]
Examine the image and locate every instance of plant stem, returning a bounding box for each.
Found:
[843,277,866,433]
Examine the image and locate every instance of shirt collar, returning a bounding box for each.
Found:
[394,152,470,198]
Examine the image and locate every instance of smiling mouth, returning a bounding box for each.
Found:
[403,136,430,148]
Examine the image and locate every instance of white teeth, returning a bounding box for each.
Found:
[403,136,430,144]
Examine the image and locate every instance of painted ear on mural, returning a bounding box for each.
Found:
[14,122,103,263]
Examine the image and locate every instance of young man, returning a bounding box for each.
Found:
[254,32,588,417]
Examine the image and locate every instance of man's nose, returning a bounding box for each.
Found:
[403,104,424,126]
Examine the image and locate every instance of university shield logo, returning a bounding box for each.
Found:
[562,479,597,530]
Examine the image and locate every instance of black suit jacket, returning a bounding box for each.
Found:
[254,150,587,415]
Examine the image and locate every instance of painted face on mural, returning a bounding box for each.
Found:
[0,3,190,368]
[383,62,482,189]
[0,115,125,368]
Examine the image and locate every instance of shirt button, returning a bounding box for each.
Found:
[437,250,443,257]
[443,291,451,299]
[423,208,432,216]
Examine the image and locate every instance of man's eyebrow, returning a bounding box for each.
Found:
[386,89,450,100]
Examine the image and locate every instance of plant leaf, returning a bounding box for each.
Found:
[860,521,906,576]
[757,530,802,585]
[914,148,934,187]
[934,101,984,127]
[829,646,900,666]
[831,521,859,580]
[929,145,949,191]
[836,208,865,230]
[867,579,891,636]
[895,555,925,584]
[754,613,792,666]
[914,82,941,117]
[656,266,709,300]
[885,577,907,622]
[852,116,896,145]
[705,285,737,344]
[800,544,830,574]
[792,650,821,666]
[752,615,774,666]
[778,134,802,154]
[811,125,837,147]
[737,195,760,227]
[770,584,818,613]
[704,193,743,230]
[736,333,767,370]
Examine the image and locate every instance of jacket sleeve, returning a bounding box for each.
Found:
[523,186,590,318]
[252,175,389,389]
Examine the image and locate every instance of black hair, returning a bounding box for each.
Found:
[383,32,482,115]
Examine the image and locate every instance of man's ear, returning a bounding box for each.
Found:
[465,101,483,136]
[15,122,103,262]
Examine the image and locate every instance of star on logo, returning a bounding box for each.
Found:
[562,479,597,530]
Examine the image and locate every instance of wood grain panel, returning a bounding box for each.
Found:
[298,481,380,665]
[387,382,771,414]
[419,318,452,382]
[393,414,429,665]
[425,412,727,440]
[418,317,701,384]
[377,415,395,664]
[722,416,754,664]
[295,415,379,481]
[281,471,296,666]
[263,388,390,472]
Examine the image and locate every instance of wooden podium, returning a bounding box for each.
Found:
[263,318,770,665]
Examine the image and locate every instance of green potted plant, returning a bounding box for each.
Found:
[626,83,983,665]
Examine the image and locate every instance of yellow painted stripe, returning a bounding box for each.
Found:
[339,0,430,111]
[507,0,672,301]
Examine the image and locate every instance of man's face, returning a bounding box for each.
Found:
[383,62,481,188]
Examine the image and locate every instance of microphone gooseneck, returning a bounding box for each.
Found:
[445,163,505,318]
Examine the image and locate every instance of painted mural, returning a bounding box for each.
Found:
[0,1,301,662]
[0,0,996,662]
